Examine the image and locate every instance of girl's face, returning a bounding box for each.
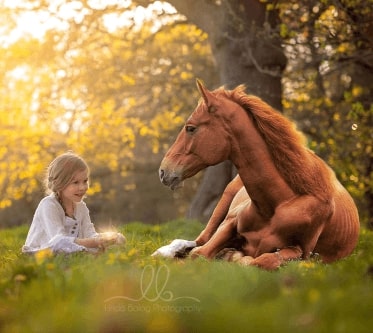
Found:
[60,169,89,204]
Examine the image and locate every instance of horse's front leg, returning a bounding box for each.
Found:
[191,217,239,259]
[195,175,243,246]
[249,246,303,270]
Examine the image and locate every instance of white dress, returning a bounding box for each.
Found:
[22,193,98,254]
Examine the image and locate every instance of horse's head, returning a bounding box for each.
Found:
[159,80,233,190]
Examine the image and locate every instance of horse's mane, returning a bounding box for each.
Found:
[218,85,333,200]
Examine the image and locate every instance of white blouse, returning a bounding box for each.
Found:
[22,193,98,254]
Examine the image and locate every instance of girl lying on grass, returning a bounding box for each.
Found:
[22,152,125,254]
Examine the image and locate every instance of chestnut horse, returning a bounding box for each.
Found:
[159,80,359,270]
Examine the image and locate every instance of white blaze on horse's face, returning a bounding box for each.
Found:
[159,80,231,190]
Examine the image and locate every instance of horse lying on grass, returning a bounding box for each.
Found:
[156,80,359,270]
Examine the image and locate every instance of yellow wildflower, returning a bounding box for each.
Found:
[34,248,53,265]
[298,261,315,269]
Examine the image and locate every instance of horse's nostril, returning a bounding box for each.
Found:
[159,168,183,189]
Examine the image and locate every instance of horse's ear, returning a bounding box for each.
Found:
[196,79,217,112]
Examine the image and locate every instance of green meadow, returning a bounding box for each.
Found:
[1,220,373,333]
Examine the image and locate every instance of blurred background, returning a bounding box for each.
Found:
[0,0,372,228]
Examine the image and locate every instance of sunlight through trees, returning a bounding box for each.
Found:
[0,0,372,227]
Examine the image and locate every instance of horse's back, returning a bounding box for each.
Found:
[316,179,360,262]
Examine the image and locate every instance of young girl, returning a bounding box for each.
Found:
[22,152,125,254]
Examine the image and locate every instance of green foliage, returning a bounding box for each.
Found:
[280,0,373,226]
[0,0,371,227]
[1,220,373,332]
[0,0,216,225]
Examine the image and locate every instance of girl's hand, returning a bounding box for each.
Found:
[115,232,126,245]
[98,232,126,248]
[75,233,126,250]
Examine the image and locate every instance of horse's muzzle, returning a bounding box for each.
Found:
[159,168,184,190]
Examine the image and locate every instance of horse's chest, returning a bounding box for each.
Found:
[239,224,283,257]
[236,204,270,234]
[240,225,270,243]
[236,208,277,256]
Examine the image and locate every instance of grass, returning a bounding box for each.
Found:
[1,219,373,333]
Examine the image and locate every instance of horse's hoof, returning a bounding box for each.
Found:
[237,256,254,266]
[216,248,244,262]
[189,246,207,259]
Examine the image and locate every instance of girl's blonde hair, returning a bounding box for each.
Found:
[45,152,89,194]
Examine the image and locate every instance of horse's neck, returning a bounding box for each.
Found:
[229,114,295,213]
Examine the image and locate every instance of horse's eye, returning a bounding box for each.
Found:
[185,125,197,134]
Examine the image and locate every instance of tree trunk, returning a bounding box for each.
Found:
[165,0,287,221]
